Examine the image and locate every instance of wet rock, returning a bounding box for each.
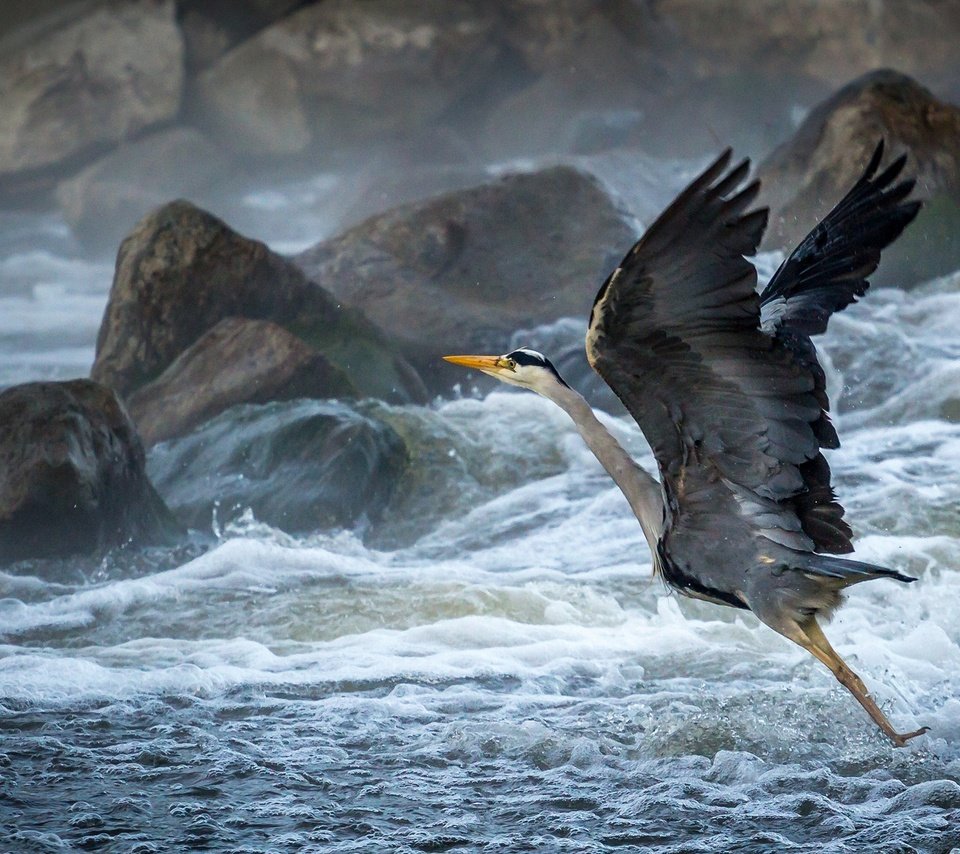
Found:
[0,0,184,183]
[90,200,427,404]
[55,127,231,250]
[192,0,501,157]
[295,166,635,390]
[756,70,960,286]
[0,379,180,564]
[147,399,407,536]
[128,317,357,446]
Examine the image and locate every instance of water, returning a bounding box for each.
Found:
[1,163,959,852]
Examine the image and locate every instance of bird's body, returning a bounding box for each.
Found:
[444,142,928,746]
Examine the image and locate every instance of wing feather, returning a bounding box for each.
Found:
[586,152,842,554]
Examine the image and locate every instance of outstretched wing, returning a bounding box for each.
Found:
[759,141,920,443]
[760,141,919,340]
[586,151,841,556]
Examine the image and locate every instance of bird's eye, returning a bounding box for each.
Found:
[504,358,517,370]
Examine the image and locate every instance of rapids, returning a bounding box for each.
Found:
[1,163,959,852]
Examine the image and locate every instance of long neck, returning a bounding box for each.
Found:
[543,382,664,554]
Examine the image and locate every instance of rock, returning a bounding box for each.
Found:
[55,127,232,250]
[191,0,501,157]
[90,200,427,404]
[756,70,960,286]
[0,379,180,563]
[147,399,407,536]
[482,3,670,160]
[127,317,356,446]
[0,0,184,182]
[177,0,307,72]
[294,166,635,388]
[653,0,960,98]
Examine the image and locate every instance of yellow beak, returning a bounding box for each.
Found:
[442,354,505,371]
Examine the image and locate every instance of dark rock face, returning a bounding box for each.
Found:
[0,0,184,183]
[128,317,357,446]
[90,200,426,404]
[757,70,960,286]
[0,379,181,563]
[147,399,408,535]
[295,166,636,385]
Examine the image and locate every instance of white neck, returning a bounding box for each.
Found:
[542,381,664,555]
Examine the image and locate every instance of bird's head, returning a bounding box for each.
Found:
[443,347,569,396]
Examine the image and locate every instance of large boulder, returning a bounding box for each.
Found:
[0,0,184,185]
[191,0,501,157]
[481,3,670,160]
[652,0,960,98]
[128,317,356,446]
[756,70,960,286]
[55,127,231,250]
[177,0,307,73]
[90,200,427,404]
[294,166,636,386]
[0,379,180,564]
[147,399,408,535]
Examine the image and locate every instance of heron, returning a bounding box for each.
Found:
[444,142,929,746]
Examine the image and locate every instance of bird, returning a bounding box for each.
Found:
[443,141,928,746]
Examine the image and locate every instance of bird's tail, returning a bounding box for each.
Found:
[796,552,916,586]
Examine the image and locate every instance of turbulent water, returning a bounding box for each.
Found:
[2,163,960,853]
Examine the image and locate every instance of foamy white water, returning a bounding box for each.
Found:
[1,174,959,852]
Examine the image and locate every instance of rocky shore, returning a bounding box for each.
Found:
[3,0,960,564]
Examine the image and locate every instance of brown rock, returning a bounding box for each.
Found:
[128,317,356,446]
[295,166,635,383]
[90,200,427,403]
[0,0,184,180]
[757,70,960,286]
[0,379,180,563]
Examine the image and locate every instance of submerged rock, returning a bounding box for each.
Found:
[90,200,427,404]
[148,399,408,536]
[295,166,635,391]
[0,0,184,184]
[0,379,181,564]
[128,317,357,447]
[757,70,960,286]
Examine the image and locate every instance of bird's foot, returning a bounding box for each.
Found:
[890,726,930,748]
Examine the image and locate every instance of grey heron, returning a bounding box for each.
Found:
[444,142,928,746]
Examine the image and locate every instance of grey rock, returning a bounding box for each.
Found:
[482,4,668,160]
[91,200,427,404]
[653,0,960,96]
[147,398,407,536]
[55,127,232,250]
[178,0,307,72]
[295,166,636,390]
[757,70,960,286]
[0,379,181,563]
[0,0,184,179]
[192,0,501,156]
[128,317,357,446]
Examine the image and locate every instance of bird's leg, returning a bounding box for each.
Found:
[794,618,929,747]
